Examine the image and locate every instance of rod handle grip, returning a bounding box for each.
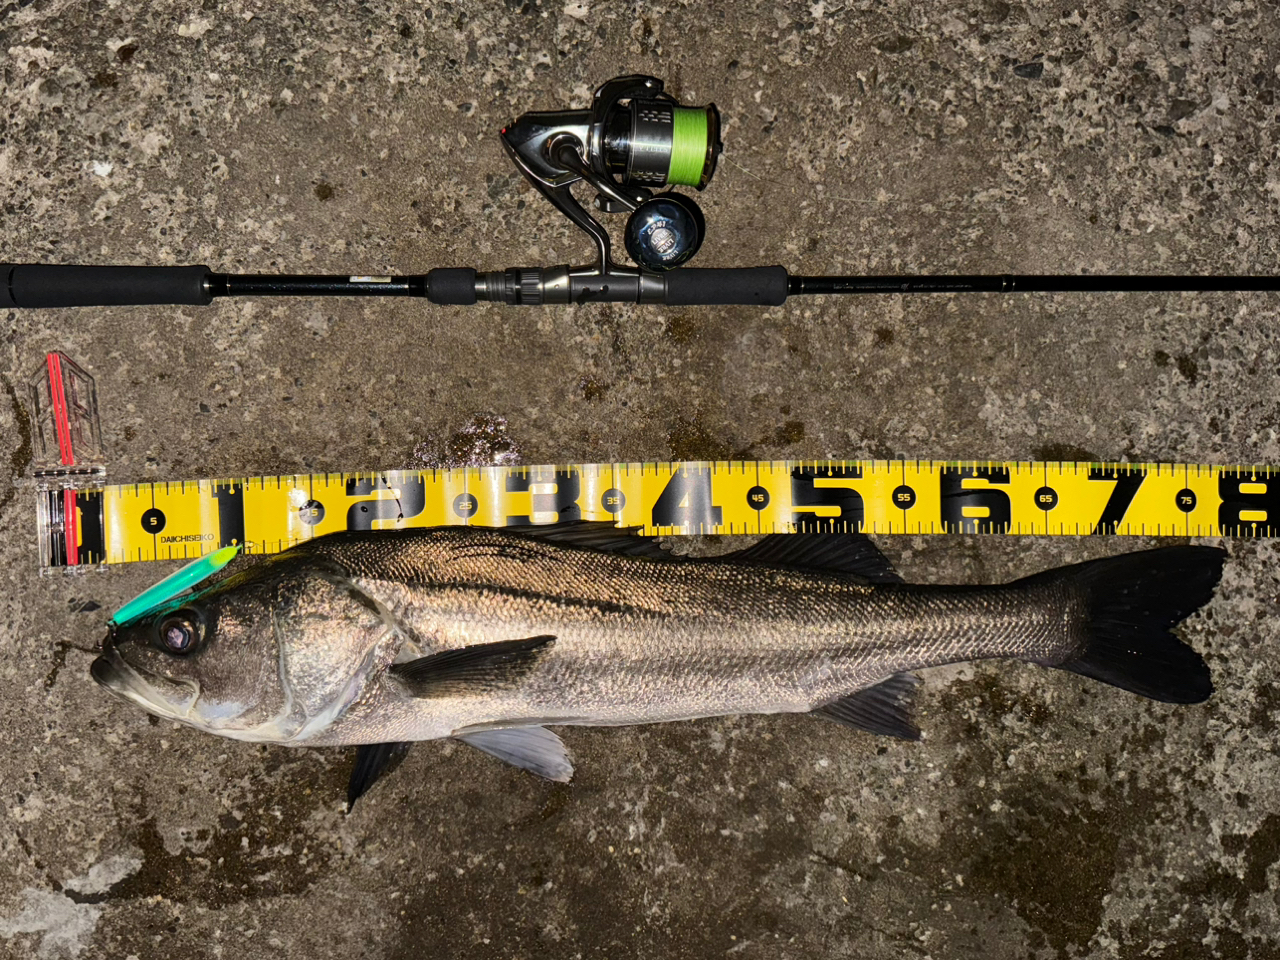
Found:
[663,266,789,306]
[0,264,213,308]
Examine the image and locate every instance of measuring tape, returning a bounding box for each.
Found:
[36,460,1279,569]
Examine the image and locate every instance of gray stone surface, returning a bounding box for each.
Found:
[2,0,1279,957]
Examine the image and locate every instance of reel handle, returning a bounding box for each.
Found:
[0,263,213,308]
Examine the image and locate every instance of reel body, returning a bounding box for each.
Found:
[500,75,720,275]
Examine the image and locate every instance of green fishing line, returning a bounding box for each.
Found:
[667,107,709,186]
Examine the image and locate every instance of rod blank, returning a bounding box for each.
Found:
[788,274,1280,295]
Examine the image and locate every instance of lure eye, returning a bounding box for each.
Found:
[156,609,203,656]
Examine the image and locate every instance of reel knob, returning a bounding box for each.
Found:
[623,194,705,271]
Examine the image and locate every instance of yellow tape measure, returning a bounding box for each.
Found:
[38,460,1279,568]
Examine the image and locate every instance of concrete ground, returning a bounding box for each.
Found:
[2,0,1280,957]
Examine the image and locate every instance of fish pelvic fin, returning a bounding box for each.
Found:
[346,741,412,813]
[815,673,921,740]
[454,726,574,782]
[1026,545,1226,704]
[389,635,556,696]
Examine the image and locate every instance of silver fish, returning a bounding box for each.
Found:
[91,524,1225,806]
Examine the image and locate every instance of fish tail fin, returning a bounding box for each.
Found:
[1024,545,1226,704]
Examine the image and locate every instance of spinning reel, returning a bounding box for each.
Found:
[500,75,719,274]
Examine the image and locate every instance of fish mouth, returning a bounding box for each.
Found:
[90,654,121,688]
[90,650,200,720]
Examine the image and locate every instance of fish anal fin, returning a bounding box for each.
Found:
[815,673,921,740]
[728,534,903,584]
[389,635,556,696]
[346,741,412,812]
[455,726,574,782]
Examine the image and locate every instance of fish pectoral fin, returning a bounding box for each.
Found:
[815,673,921,740]
[346,741,413,813]
[389,635,556,696]
[726,533,903,584]
[454,726,574,782]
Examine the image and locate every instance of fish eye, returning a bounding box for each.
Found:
[155,608,204,656]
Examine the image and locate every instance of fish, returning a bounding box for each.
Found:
[90,523,1226,809]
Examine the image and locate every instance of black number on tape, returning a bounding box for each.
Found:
[211,482,246,547]
[299,500,326,525]
[651,467,723,530]
[141,508,167,534]
[1218,471,1280,536]
[747,485,770,510]
[505,469,582,526]
[791,466,864,532]
[1034,486,1059,511]
[76,491,106,565]
[1088,467,1145,535]
[346,474,426,530]
[601,488,626,513]
[940,467,1011,534]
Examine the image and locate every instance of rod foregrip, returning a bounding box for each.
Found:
[426,268,478,305]
[0,264,213,308]
[663,266,790,306]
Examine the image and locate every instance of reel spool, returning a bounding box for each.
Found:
[594,78,719,191]
[500,75,720,272]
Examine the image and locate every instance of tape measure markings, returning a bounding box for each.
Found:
[38,459,1280,568]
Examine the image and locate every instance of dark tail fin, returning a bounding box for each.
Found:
[1021,546,1226,704]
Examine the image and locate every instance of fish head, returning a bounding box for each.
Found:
[91,572,294,738]
[90,544,398,742]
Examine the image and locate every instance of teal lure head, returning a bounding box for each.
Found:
[110,545,242,627]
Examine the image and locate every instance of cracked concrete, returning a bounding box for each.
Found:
[2,0,1280,957]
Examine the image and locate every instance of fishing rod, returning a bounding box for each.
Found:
[4,74,1278,310]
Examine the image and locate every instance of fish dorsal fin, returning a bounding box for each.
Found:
[390,635,556,696]
[815,673,921,740]
[726,534,903,583]
[346,741,412,812]
[512,521,671,559]
[454,726,574,782]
